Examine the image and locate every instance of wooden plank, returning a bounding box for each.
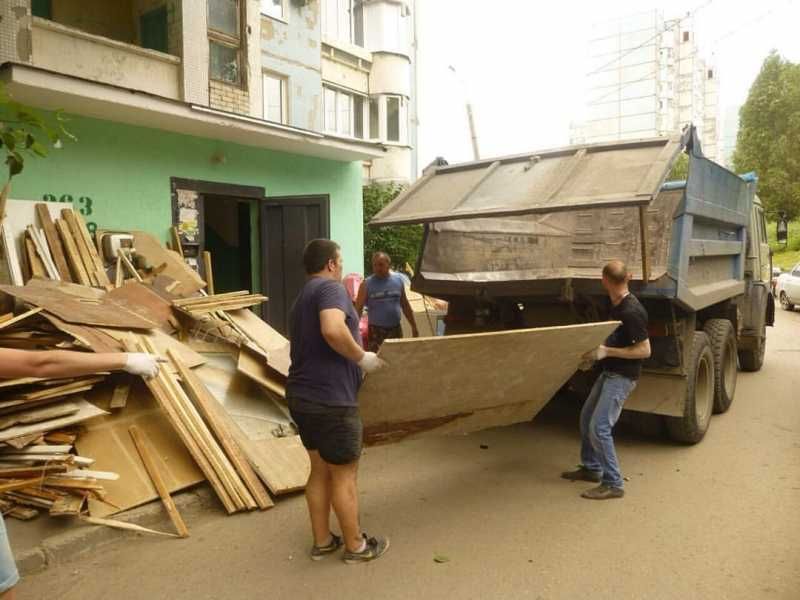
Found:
[0,307,43,331]
[0,478,44,494]
[110,378,132,410]
[235,435,309,496]
[36,203,72,282]
[24,234,46,279]
[358,322,620,444]
[50,493,86,516]
[0,280,156,329]
[173,291,251,306]
[40,311,123,353]
[224,309,290,375]
[114,253,123,288]
[202,251,214,295]
[106,281,176,330]
[237,347,286,397]
[169,352,273,510]
[132,231,205,296]
[117,248,143,283]
[0,398,107,443]
[80,515,180,538]
[64,209,111,287]
[5,432,44,449]
[55,218,91,286]
[102,328,205,371]
[75,380,204,518]
[0,402,80,431]
[61,209,99,287]
[27,226,60,280]
[0,464,67,478]
[1,223,24,286]
[129,425,190,537]
[170,227,184,259]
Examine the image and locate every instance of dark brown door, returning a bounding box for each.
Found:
[261,195,330,335]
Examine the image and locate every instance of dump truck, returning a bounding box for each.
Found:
[369,127,774,444]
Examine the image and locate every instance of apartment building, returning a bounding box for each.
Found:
[0,0,414,332]
[570,10,720,161]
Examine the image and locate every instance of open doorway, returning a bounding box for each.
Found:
[203,196,256,295]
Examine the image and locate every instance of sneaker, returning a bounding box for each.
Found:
[310,533,343,560]
[342,534,390,564]
[580,484,625,500]
[560,465,602,483]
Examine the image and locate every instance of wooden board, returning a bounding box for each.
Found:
[0,280,155,329]
[101,328,205,371]
[0,307,43,331]
[75,382,204,518]
[237,347,286,397]
[225,309,290,376]
[41,311,123,353]
[55,217,91,286]
[36,203,72,282]
[0,402,80,431]
[358,321,620,444]
[106,281,176,330]
[0,398,107,443]
[133,231,205,296]
[234,435,309,495]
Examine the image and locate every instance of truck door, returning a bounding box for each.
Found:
[756,205,771,284]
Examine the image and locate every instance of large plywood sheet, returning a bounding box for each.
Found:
[76,382,204,517]
[359,321,619,444]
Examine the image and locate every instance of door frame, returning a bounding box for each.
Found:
[260,194,330,330]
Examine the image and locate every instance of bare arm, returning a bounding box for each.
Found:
[400,288,418,336]
[603,339,651,360]
[0,348,127,379]
[355,282,367,317]
[320,308,366,363]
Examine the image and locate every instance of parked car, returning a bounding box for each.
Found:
[775,264,800,310]
[772,266,782,293]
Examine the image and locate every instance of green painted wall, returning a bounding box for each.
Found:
[10,114,365,275]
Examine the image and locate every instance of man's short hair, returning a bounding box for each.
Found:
[303,239,340,274]
[372,251,391,264]
[602,260,629,284]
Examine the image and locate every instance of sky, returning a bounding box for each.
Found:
[415,0,800,170]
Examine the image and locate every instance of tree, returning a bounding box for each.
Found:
[362,182,423,274]
[0,82,74,183]
[733,52,800,220]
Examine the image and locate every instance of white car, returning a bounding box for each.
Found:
[775,263,800,311]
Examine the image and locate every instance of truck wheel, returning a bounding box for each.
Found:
[666,332,715,444]
[703,319,737,414]
[738,328,766,372]
[779,292,794,311]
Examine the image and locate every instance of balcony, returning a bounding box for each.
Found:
[30,13,182,101]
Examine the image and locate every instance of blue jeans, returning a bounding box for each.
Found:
[580,371,636,489]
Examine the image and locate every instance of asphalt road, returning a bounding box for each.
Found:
[17,309,800,600]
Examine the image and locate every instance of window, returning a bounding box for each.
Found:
[263,73,287,123]
[369,97,379,139]
[140,7,168,54]
[323,86,367,138]
[32,0,52,19]
[682,31,690,43]
[208,0,242,85]
[322,0,352,43]
[261,0,284,21]
[386,96,400,142]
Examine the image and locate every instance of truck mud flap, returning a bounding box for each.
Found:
[624,371,687,417]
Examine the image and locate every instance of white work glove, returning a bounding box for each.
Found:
[357,351,385,374]
[123,353,164,379]
[582,345,608,363]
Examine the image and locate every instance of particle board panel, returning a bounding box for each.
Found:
[132,231,205,296]
[236,347,286,398]
[358,321,619,443]
[75,381,205,518]
[106,281,176,331]
[225,309,290,376]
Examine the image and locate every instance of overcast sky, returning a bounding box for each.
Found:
[415,0,800,169]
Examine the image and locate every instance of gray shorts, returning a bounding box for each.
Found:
[0,517,19,593]
[289,399,362,465]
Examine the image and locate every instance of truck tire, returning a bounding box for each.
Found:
[703,319,737,414]
[779,292,794,311]
[666,332,715,444]
[738,324,766,372]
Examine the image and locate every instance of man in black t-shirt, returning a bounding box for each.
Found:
[287,239,390,564]
[561,260,651,500]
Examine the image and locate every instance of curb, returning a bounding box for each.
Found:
[15,483,220,576]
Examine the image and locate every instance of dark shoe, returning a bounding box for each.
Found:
[310,533,343,560]
[342,534,390,564]
[581,484,625,500]
[561,465,602,483]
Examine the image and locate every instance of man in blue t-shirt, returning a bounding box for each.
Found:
[355,251,418,352]
[287,239,390,564]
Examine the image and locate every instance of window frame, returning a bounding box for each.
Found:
[322,0,354,44]
[262,71,288,124]
[208,0,244,87]
[322,84,368,139]
[384,94,407,144]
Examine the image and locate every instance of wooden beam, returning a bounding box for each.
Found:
[36,203,73,282]
[56,218,91,286]
[80,515,180,538]
[117,249,143,283]
[129,424,190,537]
[65,209,112,288]
[168,350,273,510]
[24,234,46,279]
[202,251,214,295]
[170,227,184,259]
[638,205,650,283]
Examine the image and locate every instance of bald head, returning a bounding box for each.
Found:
[602,260,629,285]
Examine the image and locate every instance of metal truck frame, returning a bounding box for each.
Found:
[370,127,774,443]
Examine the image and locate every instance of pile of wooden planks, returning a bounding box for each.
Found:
[172,291,268,316]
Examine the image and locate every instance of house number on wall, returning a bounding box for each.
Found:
[42,194,98,233]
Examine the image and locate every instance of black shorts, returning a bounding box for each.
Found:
[289,400,363,466]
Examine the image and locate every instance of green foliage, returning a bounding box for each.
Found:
[362,182,423,274]
[668,153,689,181]
[767,220,800,270]
[0,82,75,182]
[732,52,800,220]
